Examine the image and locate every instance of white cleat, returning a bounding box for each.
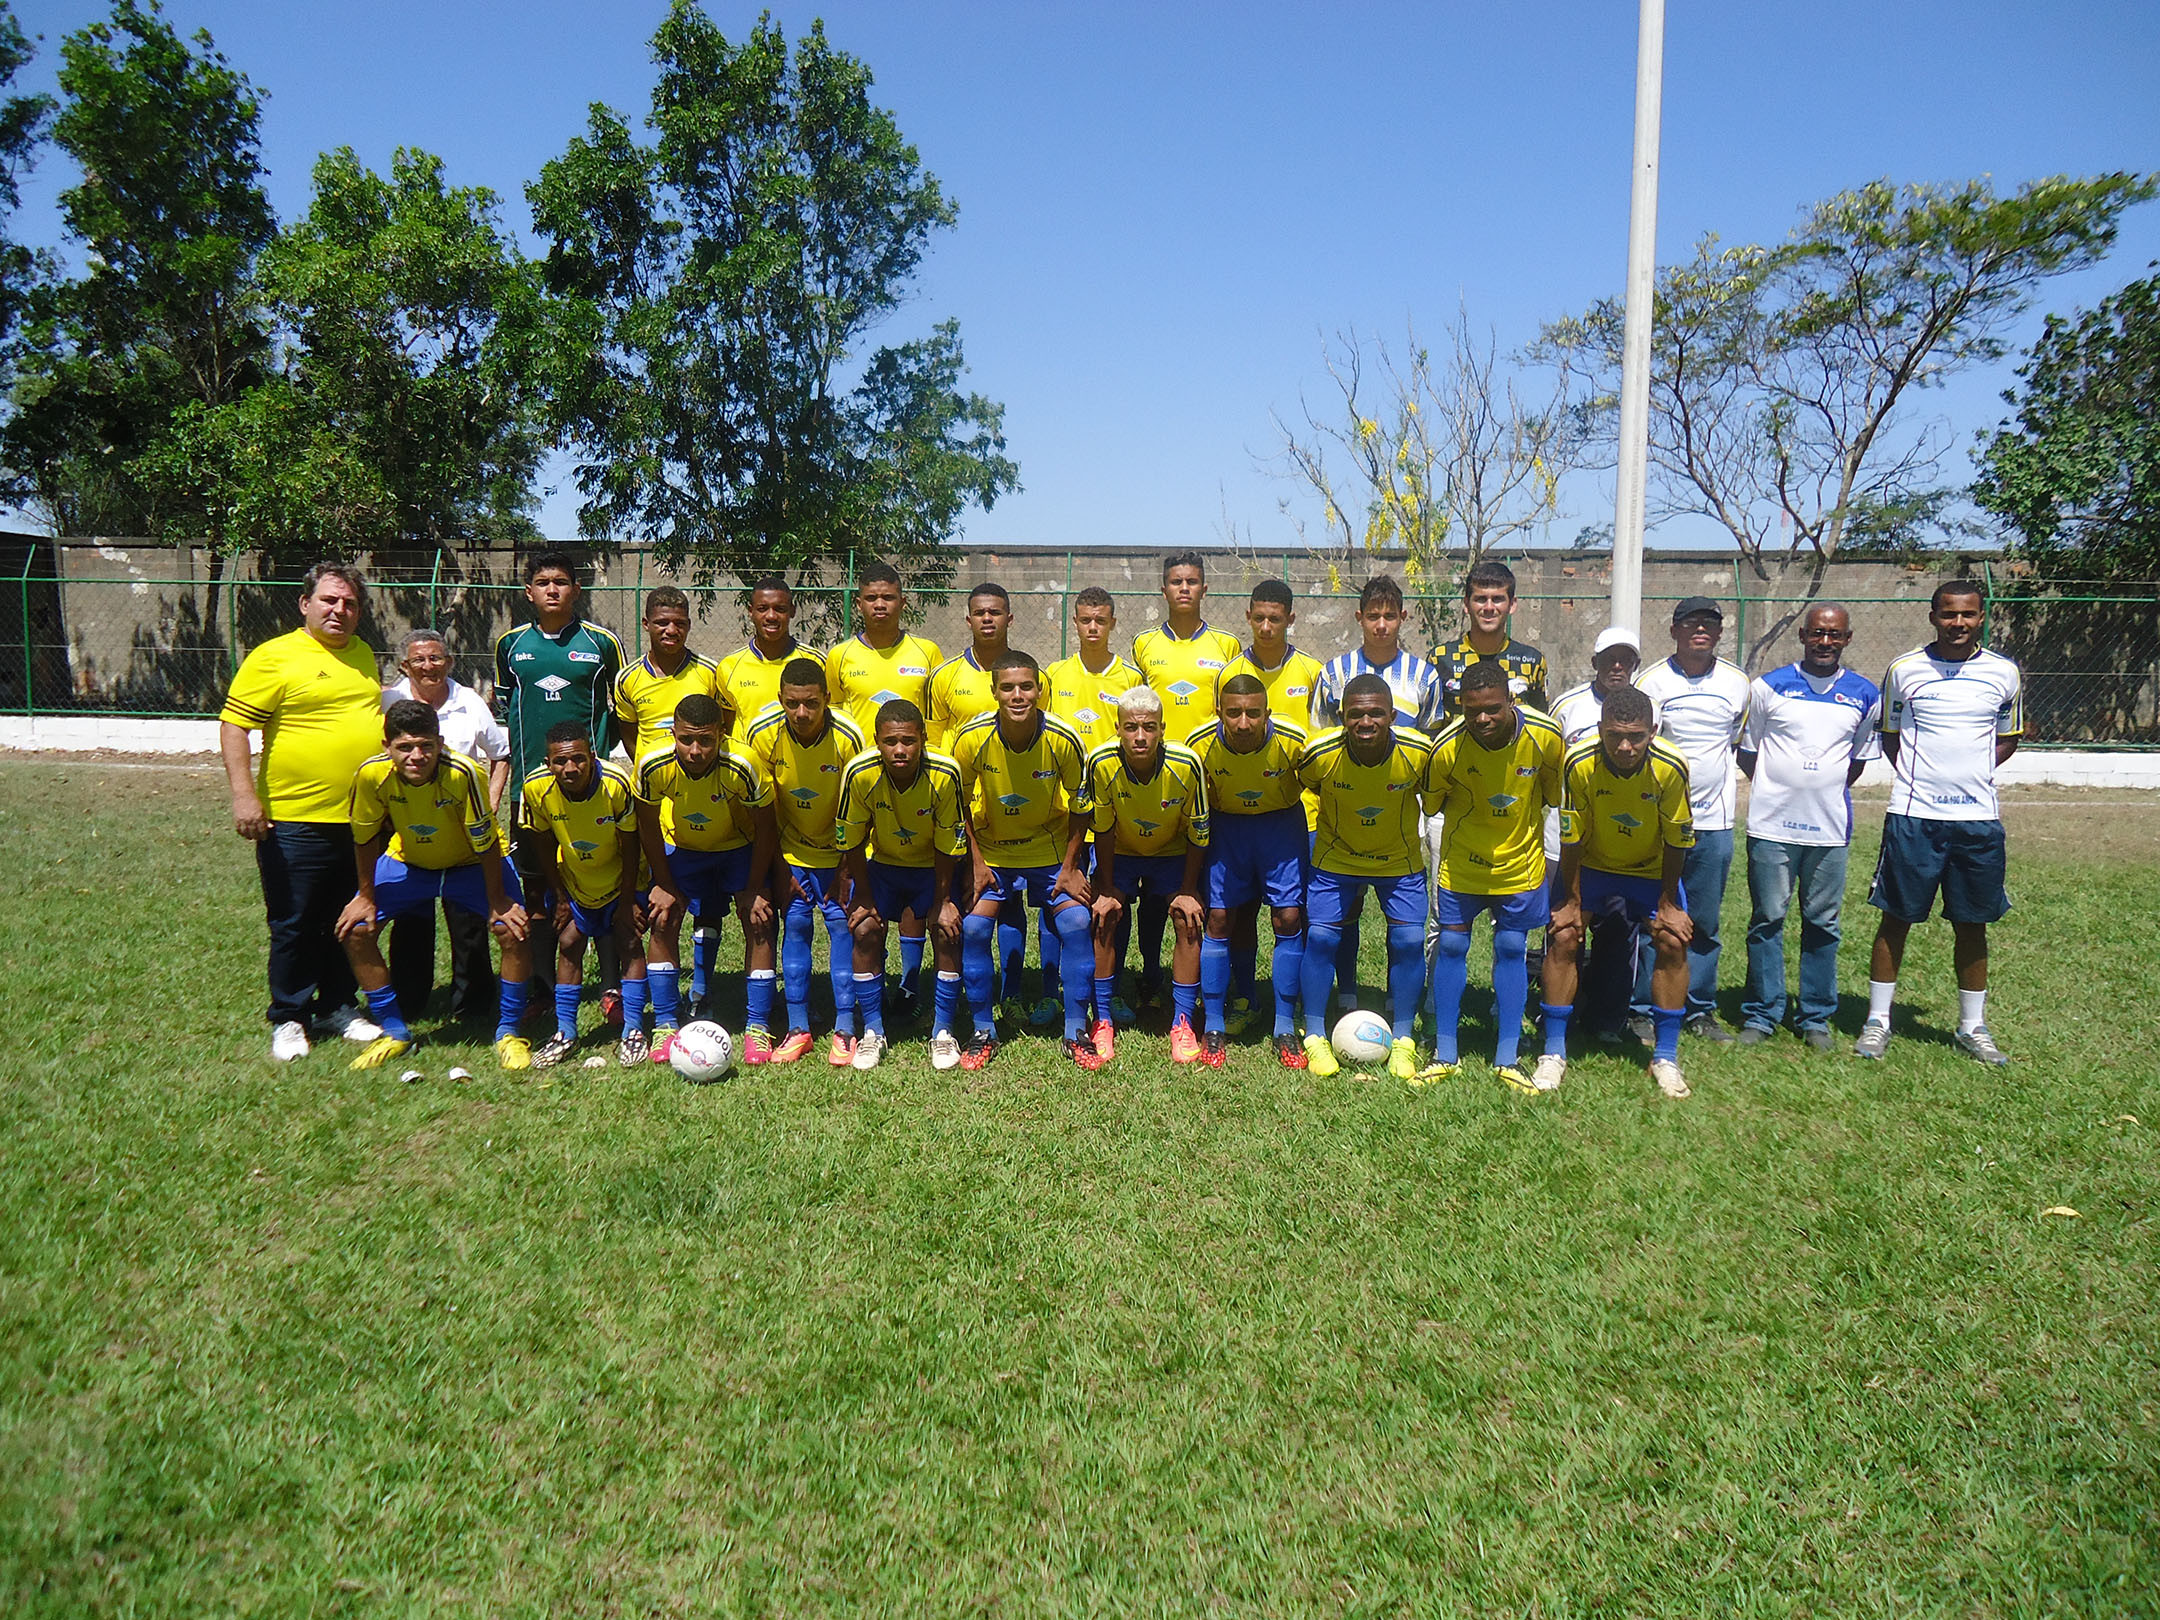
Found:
[929,1029,962,1071]
[316,1004,382,1043]
[270,1020,310,1062]
[853,1029,887,1070]
[1650,1057,1690,1098]
[1529,1053,1567,1092]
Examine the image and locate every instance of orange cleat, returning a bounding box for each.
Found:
[1169,1017,1203,1064]
[742,1027,774,1066]
[769,1029,814,1064]
[827,1032,856,1067]
[1089,1017,1115,1063]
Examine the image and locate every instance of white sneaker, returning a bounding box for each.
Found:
[1650,1057,1690,1098]
[316,1004,382,1043]
[271,1021,310,1062]
[853,1029,887,1070]
[929,1029,962,1071]
[1529,1053,1567,1092]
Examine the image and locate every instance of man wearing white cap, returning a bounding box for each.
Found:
[1552,628,1656,746]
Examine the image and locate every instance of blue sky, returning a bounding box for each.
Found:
[10,0,2159,551]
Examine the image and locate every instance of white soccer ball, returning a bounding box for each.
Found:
[1330,1009,1394,1065]
[670,1019,735,1083]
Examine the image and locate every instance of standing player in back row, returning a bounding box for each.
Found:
[1857,581,2023,1065]
[1433,560,1548,716]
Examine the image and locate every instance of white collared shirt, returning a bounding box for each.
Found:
[385,676,509,767]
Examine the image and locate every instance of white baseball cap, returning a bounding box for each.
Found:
[1591,627,1640,658]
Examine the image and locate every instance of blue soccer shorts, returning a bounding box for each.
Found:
[658,843,752,918]
[372,854,522,923]
[867,859,938,924]
[1207,806,1308,910]
[1306,866,1428,928]
[1868,813,2009,924]
[1096,847,1193,902]
[974,862,1087,916]
[1577,867,1686,926]
[1434,880,1549,932]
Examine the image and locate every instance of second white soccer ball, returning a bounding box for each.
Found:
[1330,1009,1394,1064]
[670,1020,735,1082]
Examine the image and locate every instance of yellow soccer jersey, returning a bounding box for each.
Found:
[713,642,815,746]
[1225,646,1324,729]
[1042,652,1145,755]
[1298,726,1438,877]
[1132,623,1243,743]
[1559,737,1695,881]
[351,751,497,871]
[1187,717,1307,818]
[633,744,768,854]
[824,633,942,739]
[1086,739,1210,858]
[521,762,640,908]
[1425,709,1566,894]
[612,650,721,761]
[949,711,1092,868]
[219,628,382,823]
[925,650,1001,748]
[835,747,967,870]
[745,704,867,868]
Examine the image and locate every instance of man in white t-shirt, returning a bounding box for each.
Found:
[1634,597,1752,1039]
[1736,605,1880,1050]
[1857,581,2022,1065]
[383,628,513,1021]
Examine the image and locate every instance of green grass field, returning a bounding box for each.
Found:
[2,759,2156,1616]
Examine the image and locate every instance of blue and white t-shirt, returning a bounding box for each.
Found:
[1742,664,1882,846]
[1878,646,2023,822]
[1309,647,1445,736]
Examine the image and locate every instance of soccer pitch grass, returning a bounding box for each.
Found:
[2,761,2156,1616]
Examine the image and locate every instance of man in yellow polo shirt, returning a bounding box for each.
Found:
[219,562,386,1061]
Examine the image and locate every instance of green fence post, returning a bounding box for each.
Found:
[19,546,34,721]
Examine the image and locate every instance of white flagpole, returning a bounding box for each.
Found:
[1610,0,1665,637]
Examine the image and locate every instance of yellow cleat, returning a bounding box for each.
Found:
[1408,1059,1460,1089]
[495,1035,532,1071]
[348,1035,412,1071]
[1303,1034,1340,1078]
[1387,1037,1419,1081]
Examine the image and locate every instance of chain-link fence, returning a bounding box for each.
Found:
[5,540,2155,746]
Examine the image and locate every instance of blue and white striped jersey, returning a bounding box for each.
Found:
[1308,646,1445,736]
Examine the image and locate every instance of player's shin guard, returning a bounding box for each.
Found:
[933,969,961,1035]
[1051,903,1094,1040]
[898,931,926,1000]
[648,964,679,1031]
[1200,935,1232,1034]
[962,912,998,1039]
[364,985,411,1043]
[1653,1005,1684,1064]
[621,974,648,1035]
[553,982,581,1041]
[1430,928,1472,1065]
[1491,928,1530,1068]
[1540,1002,1573,1059]
[746,968,775,1034]
[495,978,528,1043]
[1385,923,1424,1040]
[781,901,814,1031]
[1302,923,1342,1038]
[1270,929,1305,1036]
[691,925,718,1003]
[820,905,855,1030]
[855,971,884,1036]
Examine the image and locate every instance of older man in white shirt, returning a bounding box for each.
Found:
[383,628,512,1021]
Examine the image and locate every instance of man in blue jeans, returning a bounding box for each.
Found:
[1736,605,1881,1049]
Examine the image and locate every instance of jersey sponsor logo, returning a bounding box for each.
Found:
[1197,659,1225,672]
[820,763,842,774]
[513,652,536,662]
[568,650,601,665]
[1031,768,1057,780]
[898,666,927,679]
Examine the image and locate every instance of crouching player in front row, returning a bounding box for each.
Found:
[521,721,650,1068]
[1537,685,1696,1098]
[949,651,1097,1070]
[1297,673,1438,1079]
[1418,661,1564,1091]
[1086,687,1211,1067]
[337,699,536,1070]
[837,700,969,1070]
[634,693,776,1065]
[1188,675,1310,1068]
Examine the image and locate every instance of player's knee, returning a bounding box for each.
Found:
[1546,920,1581,959]
[1206,909,1231,939]
[850,913,884,948]
[1385,922,1423,957]
[961,910,996,951]
[1436,927,1472,962]
[1493,928,1529,963]
[1271,906,1304,938]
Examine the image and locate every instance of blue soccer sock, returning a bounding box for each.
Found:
[1492,928,1531,1068]
[898,931,926,1000]
[781,901,814,1031]
[1270,929,1305,1036]
[855,971,885,1036]
[1171,977,1199,1030]
[821,903,855,1030]
[1038,907,1062,1005]
[621,974,648,1035]
[553,982,582,1041]
[1231,943,1258,1005]
[1429,927,1471,1064]
[364,985,411,1043]
[746,968,775,1034]
[1052,903,1094,1039]
[1093,976,1116,1023]
[1653,1005,1684,1064]
[648,964,680,1030]
[1302,922,1342,1039]
[1335,914,1362,1015]
[691,925,718,1004]
[962,912,998,1039]
[1541,1002,1574,1060]
[1385,922,1424,1040]
[1200,934,1232,1034]
[495,979,528,1043]
[932,969,961,1037]
[997,916,1025,1003]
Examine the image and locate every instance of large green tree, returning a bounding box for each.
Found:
[528,3,1016,585]
[0,1,55,375]
[1540,175,2157,589]
[2,0,274,537]
[1973,272,2160,581]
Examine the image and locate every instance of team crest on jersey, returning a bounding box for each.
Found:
[1075,708,1098,726]
[789,787,818,806]
[997,792,1028,811]
[1166,680,1200,698]
[683,810,711,827]
[1236,788,1263,805]
[536,674,570,698]
[409,822,438,837]
[570,838,600,854]
[1356,805,1383,824]
[1486,794,1518,811]
[873,689,902,705]
[1134,818,1161,836]
[1611,812,1643,830]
